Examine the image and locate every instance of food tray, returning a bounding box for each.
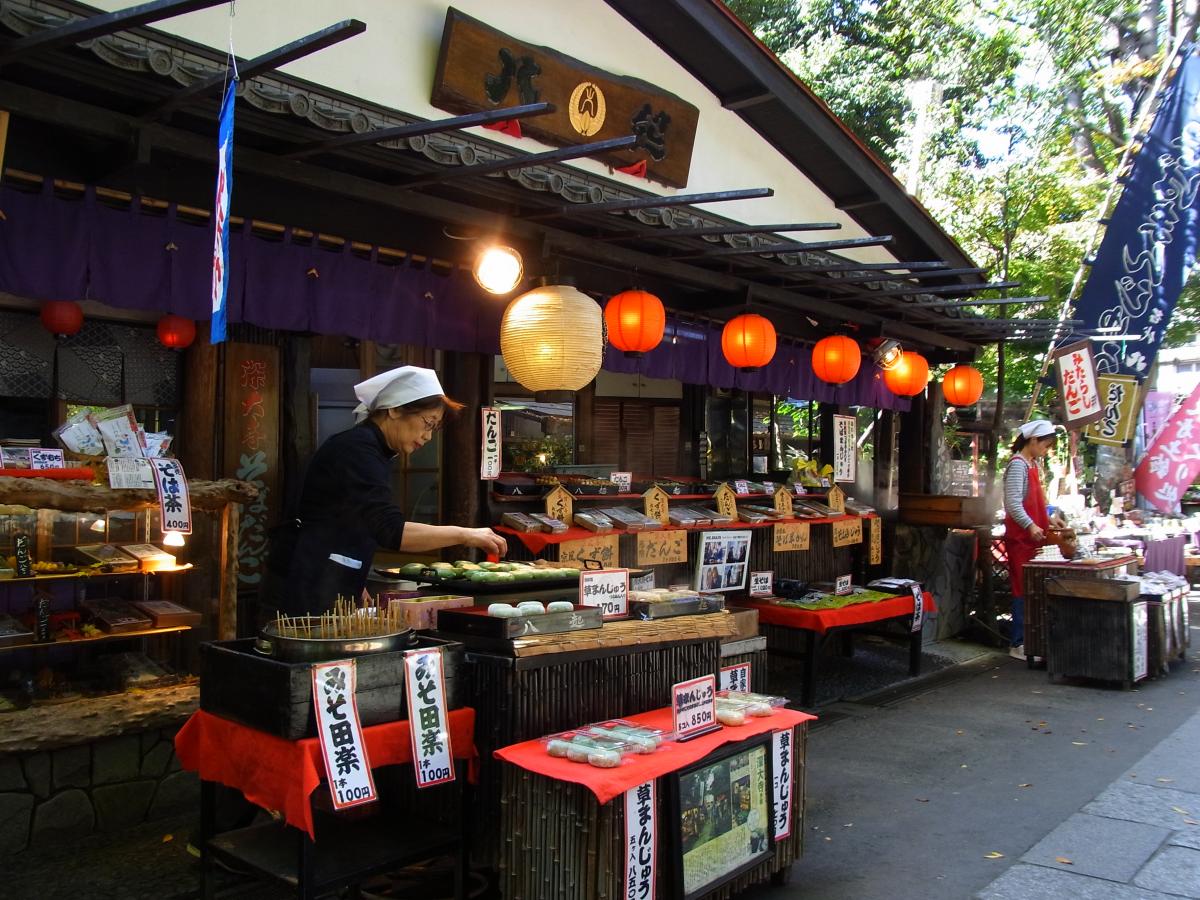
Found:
[408,570,583,595]
[628,594,727,619]
[435,604,603,638]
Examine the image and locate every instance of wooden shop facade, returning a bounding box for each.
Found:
[0,0,1013,888]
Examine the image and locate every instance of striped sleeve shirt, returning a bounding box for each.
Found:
[1004,456,1034,530]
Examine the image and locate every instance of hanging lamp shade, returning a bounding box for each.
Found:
[721,313,777,371]
[812,335,862,385]
[883,351,930,396]
[156,314,197,350]
[942,364,984,406]
[500,284,604,392]
[39,301,83,338]
[604,289,665,357]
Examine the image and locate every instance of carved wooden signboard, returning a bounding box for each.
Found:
[431,8,700,187]
[826,485,845,515]
[773,521,810,553]
[772,485,794,517]
[643,486,671,526]
[637,529,687,566]
[831,517,863,548]
[714,483,738,521]
[868,516,882,565]
[544,485,574,523]
[559,533,620,569]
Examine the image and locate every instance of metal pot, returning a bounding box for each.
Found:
[255,617,415,663]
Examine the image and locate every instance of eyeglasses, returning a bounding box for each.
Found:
[419,414,443,435]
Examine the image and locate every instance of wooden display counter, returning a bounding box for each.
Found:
[1022,555,1138,662]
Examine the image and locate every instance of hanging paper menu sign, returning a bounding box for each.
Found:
[624,781,656,900]
[404,647,456,788]
[108,458,156,490]
[480,407,501,480]
[151,459,192,534]
[311,659,377,810]
[833,414,857,483]
[910,584,925,633]
[772,729,794,840]
[1053,339,1104,429]
[672,674,718,741]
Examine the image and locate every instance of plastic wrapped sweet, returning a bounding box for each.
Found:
[584,720,668,754]
[547,601,575,613]
[487,603,520,617]
[715,701,746,726]
[516,601,546,615]
[718,690,788,717]
[541,729,637,767]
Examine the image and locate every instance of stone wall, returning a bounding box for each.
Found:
[0,722,197,855]
[891,524,980,640]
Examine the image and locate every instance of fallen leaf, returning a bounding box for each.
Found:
[1018,783,1033,788]
[1072,741,1088,746]
[1097,717,1104,721]
[1055,857,1073,865]
[956,729,964,735]
[1173,807,1191,816]
[984,851,1005,859]
[916,798,929,803]
[1157,778,1175,784]
[961,764,969,768]
[1185,820,1200,826]
[162,834,173,843]
[1032,690,1043,694]
[824,836,832,841]
[843,823,854,828]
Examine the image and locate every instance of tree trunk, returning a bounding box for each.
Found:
[1066,87,1108,176]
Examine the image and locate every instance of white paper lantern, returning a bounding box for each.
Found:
[500,284,604,392]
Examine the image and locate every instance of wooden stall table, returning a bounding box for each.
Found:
[1022,554,1138,664]
[494,705,815,899]
[175,707,478,900]
[740,592,935,706]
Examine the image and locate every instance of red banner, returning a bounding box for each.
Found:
[1135,380,1200,512]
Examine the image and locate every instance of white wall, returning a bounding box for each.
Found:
[1155,337,1200,397]
[87,0,900,264]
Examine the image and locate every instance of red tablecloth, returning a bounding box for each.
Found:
[175,707,478,838]
[740,592,935,635]
[494,706,814,805]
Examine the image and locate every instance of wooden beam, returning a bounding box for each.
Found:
[284,101,554,160]
[780,261,949,274]
[671,235,891,260]
[802,266,986,286]
[140,20,367,122]
[823,281,1021,300]
[396,134,637,189]
[522,187,774,221]
[593,221,843,242]
[903,296,1048,310]
[0,0,228,65]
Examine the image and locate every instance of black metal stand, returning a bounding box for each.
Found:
[199,760,469,899]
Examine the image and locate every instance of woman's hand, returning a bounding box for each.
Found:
[462,527,508,557]
[1027,523,1045,542]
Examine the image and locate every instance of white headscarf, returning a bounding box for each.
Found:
[1018,419,1056,439]
[353,366,444,423]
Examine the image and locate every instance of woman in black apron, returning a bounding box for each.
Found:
[263,366,506,619]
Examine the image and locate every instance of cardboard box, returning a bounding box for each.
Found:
[387,594,474,631]
[724,606,760,639]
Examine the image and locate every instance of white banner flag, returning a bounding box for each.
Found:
[404,648,456,788]
[624,780,656,900]
[311,659,377,810]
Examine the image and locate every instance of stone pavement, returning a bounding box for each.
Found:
[978,706,1200,899]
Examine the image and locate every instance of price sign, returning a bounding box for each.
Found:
[719,662,751,692]
[772,729,794,841]
[311,659,378,809]
[761,481,775,494]
[544,485,574,524]
[749,570,774,597]
[869,516,882,565]
[831,517,862,547]
[910,584,924,633]
[403,648,456,788]
[793,483,806,497]
[643,486,671,525]
[559,533,620,569]
[734,479,750,495]
[826,485,846,514]
[833,414,857,483]
[151,458,192,534]
[580,568,629,618]
[13,533,32,578]
[480,407,501,480]
[637,530,687,566]
[610,471,633,493]
[773,486,793,517]
[835,574,852,595]
[773,521,810,553]
[672,674,718,741]
[631,571,656,592]
[714,483,738,520]
[29,448,65,470]
[624,781,656,900]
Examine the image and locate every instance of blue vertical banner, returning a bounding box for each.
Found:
[209,79,237,345]
[1074,46,1200,376]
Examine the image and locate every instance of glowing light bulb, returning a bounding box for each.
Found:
[162,531,186,547]
[473,245,524,295]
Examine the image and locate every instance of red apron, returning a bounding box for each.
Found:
[1004,457,1049,596]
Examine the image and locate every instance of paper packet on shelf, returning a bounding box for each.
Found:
[54,410,105,456]
[90,405,146,458]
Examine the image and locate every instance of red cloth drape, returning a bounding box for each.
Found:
[175,707,478,838]
[738,592,935,635]
[494,706,814,805]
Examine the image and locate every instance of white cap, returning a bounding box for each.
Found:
[353,366,444,422]
[1019,419,1057,439]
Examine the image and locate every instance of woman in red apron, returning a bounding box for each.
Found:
[1003,420,1062,660]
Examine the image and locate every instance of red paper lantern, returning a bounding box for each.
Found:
[722,314,777,371]
[39,301,83,338]
[883,351,929,396]
[942,364,984,406]
[156,314,196,350]
[811,335,862,385]
[604,289,665,357]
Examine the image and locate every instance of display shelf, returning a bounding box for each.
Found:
[0,624,190,654]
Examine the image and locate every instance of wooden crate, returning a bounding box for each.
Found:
[898,494,992,527]
[1045,592,1150,687]
[1023,557,1137,659]
[1046,576,1140,601]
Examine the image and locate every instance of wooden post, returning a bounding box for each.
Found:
[898,393,928,496]
[218,502,240,639]
[179,330,220,480]
[441,350,489,528]
[279,334,313,515]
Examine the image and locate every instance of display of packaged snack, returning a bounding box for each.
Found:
[72,544,140,573]
[80,599,152,634]
[0,613,34,648]
[120,544,177,572]
[715,696,755,726]
[542,730,634,768]
[573,510,614,532]
[528,513,569,534]
[0,446,30,468]
[668,507,708,526]
[693,506,734,524]
[53,410,105,456]
[596,507,661,531]
[500,512,544,533]
[843,497,876,515]
[717,690,788,716]
[89,405,146,458]
[582,719,670,753]
[737,508,772,523]
[740,504,787,519]
[133,600,202,628]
